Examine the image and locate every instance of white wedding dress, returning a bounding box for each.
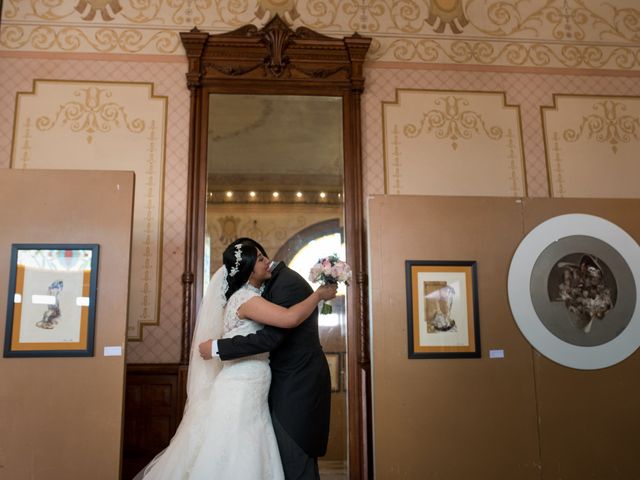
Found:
[137,269,284,480]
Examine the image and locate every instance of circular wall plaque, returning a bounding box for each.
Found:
[508,214,640,369]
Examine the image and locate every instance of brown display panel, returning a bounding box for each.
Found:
[369,195,640,480]
[523,198,640,480]
[0,169,134,479]
[369,195,540,480]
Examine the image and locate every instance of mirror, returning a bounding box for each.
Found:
[181,17,371,479]
[203,94,344,286]
[206,93,347,474]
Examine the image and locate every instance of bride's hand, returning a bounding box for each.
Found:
[199,339,213,360]
[316,283,338,301]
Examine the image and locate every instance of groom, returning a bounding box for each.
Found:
[200,237,331,480]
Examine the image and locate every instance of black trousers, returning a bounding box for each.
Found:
[272,413,320,480]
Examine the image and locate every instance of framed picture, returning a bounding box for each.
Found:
[325,352,341,392]
[4,244,99,357]
[405,260,480,359]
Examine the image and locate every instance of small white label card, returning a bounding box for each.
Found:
[104,346,123,357]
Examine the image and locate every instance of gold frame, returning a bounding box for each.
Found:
[4,244,99,357]
[405,260,481,359]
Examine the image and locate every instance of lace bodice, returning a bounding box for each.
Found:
[223,285,263,334]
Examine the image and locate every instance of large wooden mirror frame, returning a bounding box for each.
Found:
[180,16,372,479]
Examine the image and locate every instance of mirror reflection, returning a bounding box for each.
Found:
[205,94,348,477]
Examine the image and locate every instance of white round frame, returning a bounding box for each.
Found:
[508,214,640,370]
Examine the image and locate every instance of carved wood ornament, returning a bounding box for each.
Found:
[180,16,371,479]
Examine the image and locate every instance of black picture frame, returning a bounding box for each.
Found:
[4,244,99,357]
[405,260,480,359]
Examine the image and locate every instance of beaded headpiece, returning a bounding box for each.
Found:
[228,244,242,277]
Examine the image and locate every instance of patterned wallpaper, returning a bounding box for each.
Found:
[1,0,640,362]
[362,67,640,200]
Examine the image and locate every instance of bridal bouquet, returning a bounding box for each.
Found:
[309,255,352,314]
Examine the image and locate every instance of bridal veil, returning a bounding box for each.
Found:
[137,266,227,478]
[186,265,226,404]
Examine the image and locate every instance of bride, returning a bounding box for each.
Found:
[134,240,336,479]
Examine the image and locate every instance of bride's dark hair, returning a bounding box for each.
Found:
[222,240,259,300]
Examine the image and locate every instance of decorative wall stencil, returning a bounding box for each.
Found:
[75,0,123,22]
[403,95,503,150]
[562,100,639,153]
[508,214,640,370]
[383,89,525,197]
[11,80,167,340]
[1,0,639,70]
[542,94,640,198]
[256,0,299,23]
[425,0,469,34]
[368,38,640,70]
[466,0,640,41]
[217,216,241,245]
[35,85,145,143]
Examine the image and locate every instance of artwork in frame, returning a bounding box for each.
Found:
[325,352,341,392]
[405,260,481,359]
[4,244,99,357]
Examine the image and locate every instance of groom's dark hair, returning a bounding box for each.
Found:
[231,237,268,257]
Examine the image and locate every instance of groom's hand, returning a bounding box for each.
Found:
[199,339,213,360]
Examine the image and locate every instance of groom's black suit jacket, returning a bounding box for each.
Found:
[217,263,331,458]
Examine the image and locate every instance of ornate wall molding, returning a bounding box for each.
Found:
[1,0,639,71]
[11,80,167,340]
[368,38,640,70]
[543,94,640,198]
[383,89,526,197]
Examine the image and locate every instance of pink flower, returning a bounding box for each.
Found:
[330,263,345,280]
[309,264,323,282]
[309,255,352,314]
[322,259,332,275]
[338,263,352,283]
